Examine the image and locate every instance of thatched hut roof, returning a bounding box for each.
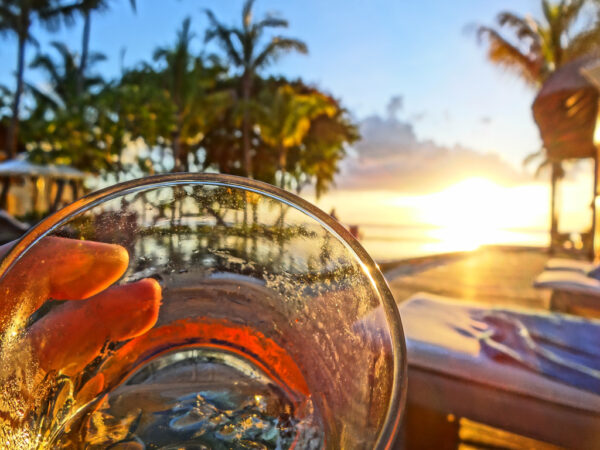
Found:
[0,155,85,180]
[532,56,600,160]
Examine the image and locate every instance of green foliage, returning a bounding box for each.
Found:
[23,42,117,173]
[204,0,308,177]
[204,0,308,75]
[0,0,81,157]
[252,83,336,188]
[477,0,600,87]
[3,3,358,198]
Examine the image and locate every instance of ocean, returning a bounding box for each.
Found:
[353,223,549,262]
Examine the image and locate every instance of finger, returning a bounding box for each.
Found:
[0,237,129,328]
[28,278,162,377]
[75,373,105,407]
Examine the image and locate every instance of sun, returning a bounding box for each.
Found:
[394,177,545,252]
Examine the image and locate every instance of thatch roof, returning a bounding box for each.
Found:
[0,155,85,180]
[532,56,600,160]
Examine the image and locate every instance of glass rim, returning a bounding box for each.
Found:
[0,172,407,449]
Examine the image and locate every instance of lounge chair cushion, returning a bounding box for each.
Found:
[534,269,600,295]
[398,294,600,412]
[545,258,595,273]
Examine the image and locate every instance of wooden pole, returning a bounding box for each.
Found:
[50,179,65,212]
[550,161,560,254]
[32,176,39,213]
[593,152,600,262]
[0,177,9,210]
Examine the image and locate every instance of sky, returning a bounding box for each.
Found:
[0,0,595,242]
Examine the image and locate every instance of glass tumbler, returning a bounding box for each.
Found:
[0,174,406,449]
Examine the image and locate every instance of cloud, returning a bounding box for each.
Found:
[386,95,403,118]
[336,108,532,194]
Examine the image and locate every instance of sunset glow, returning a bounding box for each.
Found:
[395,178,545,250]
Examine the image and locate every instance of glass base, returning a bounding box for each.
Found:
[66,347,325,449]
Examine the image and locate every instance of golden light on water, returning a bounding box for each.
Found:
[315,173,593,260]
[394,177,549,251]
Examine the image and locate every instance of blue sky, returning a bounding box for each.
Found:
[4,1,596,239]
[0,0,543,168]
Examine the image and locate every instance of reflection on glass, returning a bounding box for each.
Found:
[0,174,404,449]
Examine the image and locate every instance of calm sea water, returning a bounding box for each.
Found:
[355,224,549,262]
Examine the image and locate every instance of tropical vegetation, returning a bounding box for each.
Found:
[477,0,600,246]
[0,0,358,214]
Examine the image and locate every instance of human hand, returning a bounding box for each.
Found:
[0,236,162,378]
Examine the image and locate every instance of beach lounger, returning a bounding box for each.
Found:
[545,257,597,274]
[394,293,600,448]
[535,269,600,317]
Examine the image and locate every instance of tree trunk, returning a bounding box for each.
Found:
[550,161,561,253]
[278,145,286,188]
[172,131,182,172]
[183,145,190,172]
[78,10,91,97]
[241,71,253,178]
[172,111,183,172]
[7,32,27,158]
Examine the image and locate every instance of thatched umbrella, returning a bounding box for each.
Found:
[0,155,85,213]
[533,56,599,160]
[532,56,600,257]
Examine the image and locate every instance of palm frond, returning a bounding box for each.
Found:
[497,12,540,42]
[26,81,62,110]
[204,9,243,66]
[181,16,193,38]
[39,1,80,32]
[152,46,169,62]
[523,148,544,167]
[0,83,11,97]
[542,0,555,24]
[84,75,105,89]
[0,4,18,35]
[28,33,40,48]
[87,51,107,66]
[253,37,308,70]
[50,41,73,65]
[564,23,600,60]
[560,0,586,31]
[534,158,551,177]
[255,16,288,30]
[242,0,255,30]
[29,53,61,85]
[76,0,110,14]
[477,26,542,86]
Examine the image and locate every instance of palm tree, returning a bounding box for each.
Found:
[74,0,136,96]
[0,0,78,158]
[24,41,111,173]
[204,0,307,178]
[477,0,600,246]
[523,148,567,247]
[28,40,105,112]
[253,84,334,188]
[151,18,232,171]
